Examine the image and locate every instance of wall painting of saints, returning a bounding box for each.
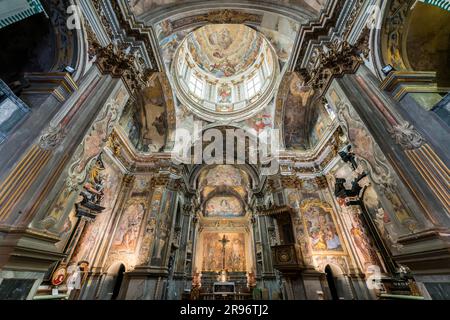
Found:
[300,199,345,254]
[205,196,244,217]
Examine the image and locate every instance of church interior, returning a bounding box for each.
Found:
[0,0,449,301]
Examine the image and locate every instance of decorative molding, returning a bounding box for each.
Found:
[405,144,450,214]
[198,9,262,25]
[280,176,302,189]
[299,27,370,97]
[293,0,347,71]
[92,43,153,95]
[389,122,426,150]
[342,0,365,40]
[38,124,67,150]
[379,71,450,101]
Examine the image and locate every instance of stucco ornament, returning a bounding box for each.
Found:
[389,122,426,150]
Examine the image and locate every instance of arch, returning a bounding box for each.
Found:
[324,264,339,300]
[0,0,84,88]
[98,262,127,300]
[134,2,317,26]
[324,263,352,300]
[188,163,261,191]
[205,124,273,174]
[379,0,450,79]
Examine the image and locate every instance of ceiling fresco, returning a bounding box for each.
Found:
[198,165,250,203]
[204,196,244,217]
[122,3,333,155]
[154,11,301,76]
[204,165,247,187]
[283,73,314,150]
[188,24,262,78]
[282,72,332,150]
[119,74,168,152]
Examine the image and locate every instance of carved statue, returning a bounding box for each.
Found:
[334,172,367,200]
[338,145,358,170]
[80,156,105,207]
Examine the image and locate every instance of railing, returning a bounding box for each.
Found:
[199,293,252,300]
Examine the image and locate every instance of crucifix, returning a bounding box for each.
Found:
[218,235,230,270]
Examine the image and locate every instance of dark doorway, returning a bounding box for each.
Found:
[325,265,339,300]
[111,264,125,300]
[0,12,55,85]
[99,263,126,300]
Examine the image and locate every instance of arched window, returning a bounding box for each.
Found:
[188,73,204,98]
[247,73,261,99]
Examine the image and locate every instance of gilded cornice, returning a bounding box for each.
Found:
[87,0,160,97]
[293,0,347,71]
[109,0,159,71]
[379,71,450,101]
[299,27,370,97]
[277,124,345,176]
[280,176,303,189]
[105,127,174,174]
[258,205,293,217]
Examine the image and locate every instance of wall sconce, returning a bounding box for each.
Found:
[381,64,394,76]
[64,66,76,74]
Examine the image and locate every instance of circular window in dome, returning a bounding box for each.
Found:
[172,24,279,122]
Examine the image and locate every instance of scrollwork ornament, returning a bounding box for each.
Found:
[38,124,67,150]
[389,122,426,150]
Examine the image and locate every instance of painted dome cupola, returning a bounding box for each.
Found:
[173,24,279,121]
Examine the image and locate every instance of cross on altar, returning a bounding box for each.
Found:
[218,235,230,270]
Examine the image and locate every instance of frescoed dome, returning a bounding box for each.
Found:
[188,24,263,78]
[172,24,279,121]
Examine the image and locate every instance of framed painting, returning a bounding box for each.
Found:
[300,199,346,255]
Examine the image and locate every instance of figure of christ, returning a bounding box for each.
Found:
[218,235,230,271]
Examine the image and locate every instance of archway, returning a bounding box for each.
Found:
[191,165,256,298]
[0,11,55,89]
[404,3,450,85]
[98,263,126,300]
[324,264,352,300]
[325,265,339,300]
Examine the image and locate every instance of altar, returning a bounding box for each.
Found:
[192,226,256,300]
[213,281,235,294]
